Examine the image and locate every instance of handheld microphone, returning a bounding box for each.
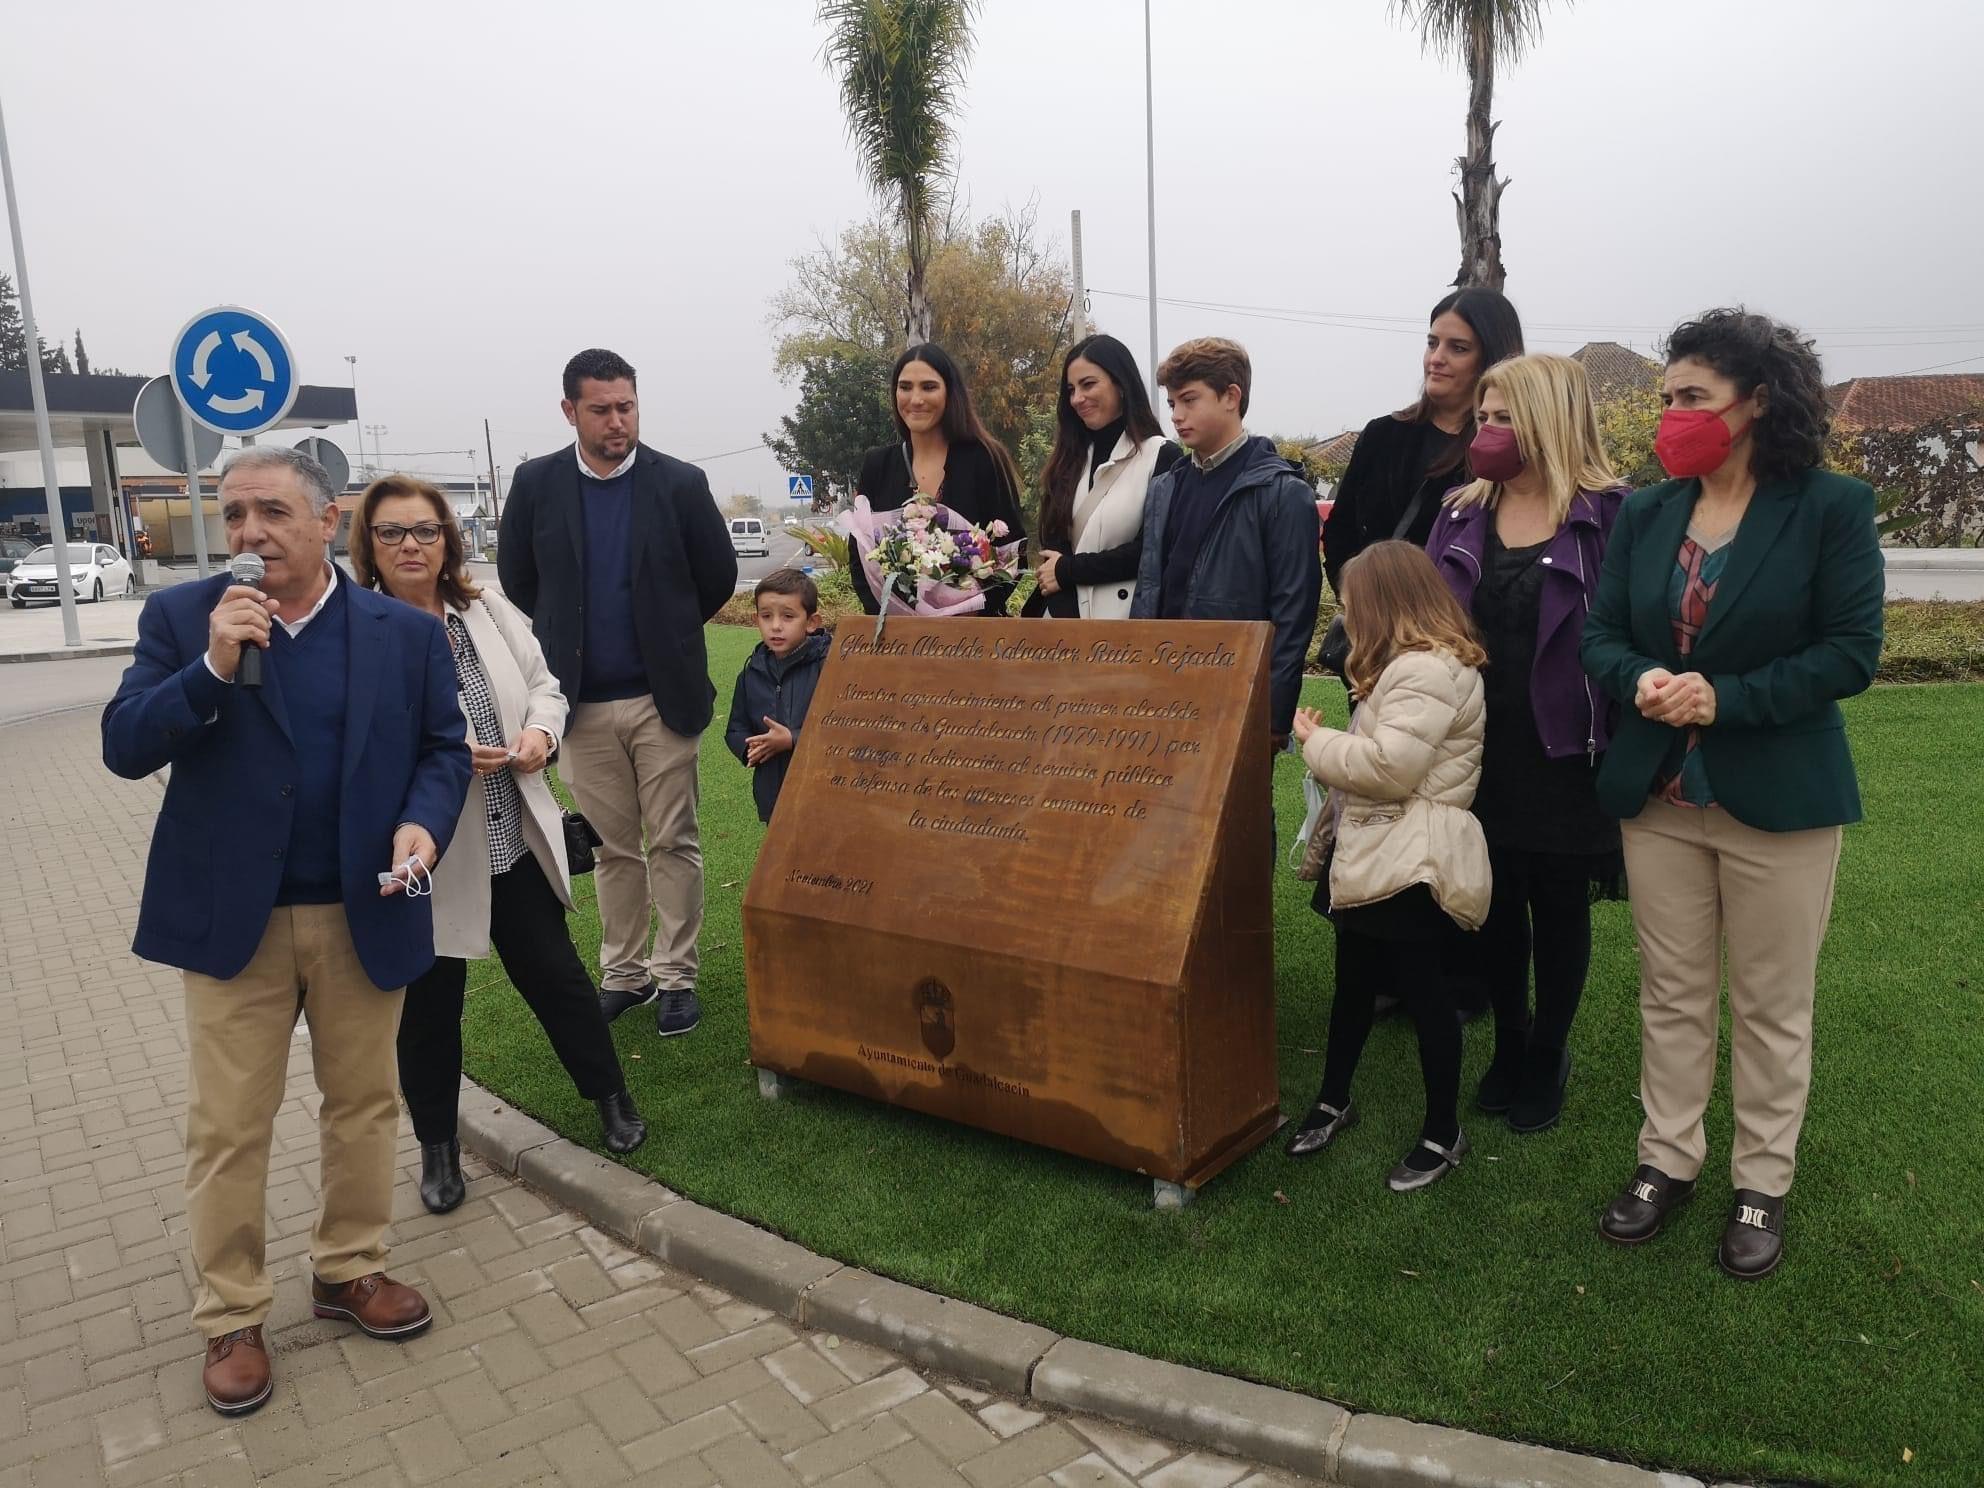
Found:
[229,553,267,690]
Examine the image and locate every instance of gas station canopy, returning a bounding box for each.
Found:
[0,370,356,455]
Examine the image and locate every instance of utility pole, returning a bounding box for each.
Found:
[484,418,501,523]
[1070,210,1087,340]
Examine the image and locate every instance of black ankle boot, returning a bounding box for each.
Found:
[595,1091,648,1154]
[1475,1022,1530,1114]
[1508,1044,1570,1133]
[418,1139,465,1214]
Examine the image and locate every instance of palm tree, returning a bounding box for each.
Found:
[818,0,981,345]
[1392,0,1559,292]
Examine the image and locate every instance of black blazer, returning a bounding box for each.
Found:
[1581,468,1883,832]
[1321,413,1466,594]
[498,444,737,736]
[850,441,1027,616]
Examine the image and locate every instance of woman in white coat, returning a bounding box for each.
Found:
[1025,334,1181,620]
[353,476,648,1215]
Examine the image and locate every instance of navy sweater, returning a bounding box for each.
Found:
[271,580,348,905]
[579,468,646,702]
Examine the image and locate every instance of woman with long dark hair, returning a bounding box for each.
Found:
[849,343,1028,616]
[1024,334,1180,619]
[1322,288,1526,596]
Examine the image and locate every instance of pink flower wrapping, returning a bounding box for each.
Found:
[841,495,1023,617]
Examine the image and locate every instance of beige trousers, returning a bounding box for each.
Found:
[182,905,405,1336]
[1621,798,1843,1196]
[560,697,704,993]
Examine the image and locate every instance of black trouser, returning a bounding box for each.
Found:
[397,851,626,1144]
[1478,847,1593,1057]
[1318,926,1460,1143]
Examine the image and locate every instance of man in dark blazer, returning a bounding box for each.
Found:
[103,445,470,1417]
[498,348,737,1038]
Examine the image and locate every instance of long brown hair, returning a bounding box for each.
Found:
[1395,288,1526,479]
[890,342,1023,508]
[1040,334,1165,544]
[1339,540,1486,700]
[349,475,481,610]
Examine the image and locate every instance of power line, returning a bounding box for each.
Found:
[1090,287,1984,341]
[686,442,767,464]
[1894,352,1984,375]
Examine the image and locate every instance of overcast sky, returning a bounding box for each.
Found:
[6,0,1981,499]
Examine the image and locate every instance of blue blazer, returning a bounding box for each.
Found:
[102,571,472,989]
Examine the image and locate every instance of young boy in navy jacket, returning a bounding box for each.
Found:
[725,570,831,823]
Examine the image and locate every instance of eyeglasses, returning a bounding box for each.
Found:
[370,522,444,546]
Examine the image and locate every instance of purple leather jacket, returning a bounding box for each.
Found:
[1427,485,1627,761]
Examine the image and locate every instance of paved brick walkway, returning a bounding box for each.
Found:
[0,705,1319,1488]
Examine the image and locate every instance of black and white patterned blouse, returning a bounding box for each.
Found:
[446,609,529,875]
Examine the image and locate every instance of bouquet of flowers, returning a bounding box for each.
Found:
[841,494,1022,617]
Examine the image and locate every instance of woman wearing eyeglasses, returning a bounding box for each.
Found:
[351,476,648,1214]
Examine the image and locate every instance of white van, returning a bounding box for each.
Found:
[729,517,768,557]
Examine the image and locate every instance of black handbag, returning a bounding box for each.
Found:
[561,811,602,876]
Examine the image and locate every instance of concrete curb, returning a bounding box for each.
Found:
[456,1084,1726,1488]
[0,642,136,663]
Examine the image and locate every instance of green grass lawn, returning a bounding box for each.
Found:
[463,625,1984,1488]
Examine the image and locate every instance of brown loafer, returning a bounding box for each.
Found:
[310,1272,432,1339]
[203,1325,272,1415]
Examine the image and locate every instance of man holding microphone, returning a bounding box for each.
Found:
[103,445,470,1417]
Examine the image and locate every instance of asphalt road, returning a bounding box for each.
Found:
[459,525,819,601]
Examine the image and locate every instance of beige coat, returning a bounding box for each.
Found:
[1300,648,1491,930]
[1070,432,1167,620]
[430,590,573,960]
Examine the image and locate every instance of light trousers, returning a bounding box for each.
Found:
[182,905,403,1335]
[1621,798,1842,1196]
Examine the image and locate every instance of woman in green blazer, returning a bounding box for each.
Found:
[1580,309,1883,1281]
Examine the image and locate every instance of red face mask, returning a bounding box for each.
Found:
[1469,423,1525,484]
[1655,399,1753,480]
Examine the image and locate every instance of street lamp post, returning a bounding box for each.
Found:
[0,87,81,646]
[344,354,363,478]
[364,424,388,478]
[1145,0,1160,406]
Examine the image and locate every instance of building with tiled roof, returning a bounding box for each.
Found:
[1305,429,1361,470]
[1569,342,1662,402]
[1827,373,1984,433]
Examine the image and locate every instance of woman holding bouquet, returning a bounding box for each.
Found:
[1024,334,1181,620]
[850,343,1028,616]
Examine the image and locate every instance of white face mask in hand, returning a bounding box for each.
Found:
[377,858,434,897]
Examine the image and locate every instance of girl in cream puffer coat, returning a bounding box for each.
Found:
[1287,540,1492,1193]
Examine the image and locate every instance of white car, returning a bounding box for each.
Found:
[6,543,134,608]
[729,517,769,558]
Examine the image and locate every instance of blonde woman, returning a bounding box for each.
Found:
[1426,353,1630,1134]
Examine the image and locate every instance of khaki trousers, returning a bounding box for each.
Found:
[182,905,405,1336]
[1621,798,1842,1196]
[560,697,704,993]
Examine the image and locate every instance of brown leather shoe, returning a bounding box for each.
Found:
[202,1326,272,1415]
[310,1272,432,1339]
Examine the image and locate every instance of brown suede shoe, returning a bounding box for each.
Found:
[202,1326,272,1415]
[310,1272,432,1339]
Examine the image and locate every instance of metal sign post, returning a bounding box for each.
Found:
[134,376,224,579]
